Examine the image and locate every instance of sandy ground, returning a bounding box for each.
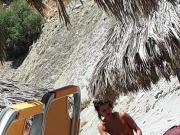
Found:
[80,77,180,135]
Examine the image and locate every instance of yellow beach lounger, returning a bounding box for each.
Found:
[0,85,81,135]
[0,101,43,135]
[30,85,81,135]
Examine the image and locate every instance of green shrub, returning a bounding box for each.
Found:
[0,0,44,60]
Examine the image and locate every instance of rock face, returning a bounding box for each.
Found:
[0,0,113,100]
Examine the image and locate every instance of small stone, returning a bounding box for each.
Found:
[154,90,163,99]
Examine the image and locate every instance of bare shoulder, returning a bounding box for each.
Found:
[119,111,128,118]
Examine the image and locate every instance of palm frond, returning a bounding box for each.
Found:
[56,0,70,27]
[167,0,179,5]
[0,28,5,64]
[94,0,158,21]
[26,0,47,16]
[89,1,180,102]
[26,0,71,27]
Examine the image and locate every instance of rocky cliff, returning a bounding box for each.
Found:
[0,0,113,101]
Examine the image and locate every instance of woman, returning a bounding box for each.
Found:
[164,125,180,135]
[93,100,142,135]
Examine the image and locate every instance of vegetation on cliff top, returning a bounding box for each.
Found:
[0,0,44,60]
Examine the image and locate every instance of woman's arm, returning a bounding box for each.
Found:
[98,122,109,135]
[120,112,142,135]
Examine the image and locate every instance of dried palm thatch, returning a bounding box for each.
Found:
[26,0,71,27]
[0,27,5,64]
[55,0,70,27]
[94,0,158,20]
[26,0,47,16]
[25,0,180,102]
[89,0,180,102]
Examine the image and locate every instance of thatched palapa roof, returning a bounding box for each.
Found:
[89,0,180,102]
[16,0,180,102]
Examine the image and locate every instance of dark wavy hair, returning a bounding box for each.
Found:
[93,100,113,120]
